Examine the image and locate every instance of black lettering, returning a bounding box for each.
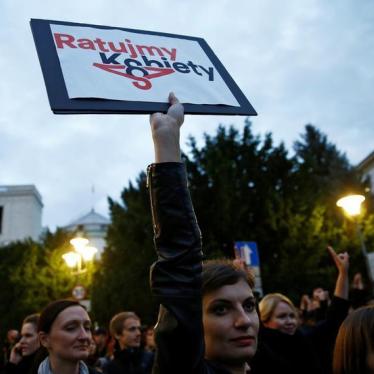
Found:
[161,57,172,68]
[124,59,148,77]
[99,53,121,64]
[187,61,202,76]
[198,66,214,81]
[172,62,190,73]
[141,56,163,68]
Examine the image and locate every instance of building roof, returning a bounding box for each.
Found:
[64,209,110,229]
[0,184,43,206]
[357,150,374,172]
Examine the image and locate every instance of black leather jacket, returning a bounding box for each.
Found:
[148,162,231,374]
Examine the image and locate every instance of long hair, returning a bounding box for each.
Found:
[333,305,374,374]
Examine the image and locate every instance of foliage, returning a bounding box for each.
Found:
[0,229,96,331]
[91,172,157,326]
[92,120,374,314]
[2,120,373,331]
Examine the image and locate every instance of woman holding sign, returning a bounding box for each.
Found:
[147,93,259,374]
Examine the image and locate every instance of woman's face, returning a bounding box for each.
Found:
[40,306,92,362]
[19,323,40,356]
[264,301,298,335]
[203,279,259,366]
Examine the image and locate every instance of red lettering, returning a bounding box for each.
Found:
[161,48,177,61]
[54,33,77,49]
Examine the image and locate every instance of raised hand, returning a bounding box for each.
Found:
[327,245,349,300]
[150,92,184,163]
[327,245,349,274]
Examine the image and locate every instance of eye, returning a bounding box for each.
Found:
[212,305,228,316]
[243,300,256,313]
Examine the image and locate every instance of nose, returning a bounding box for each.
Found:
[234,307,257,329]
[78,327,91,341]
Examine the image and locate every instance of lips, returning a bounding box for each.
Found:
[74,345,89,350]
[230,336,256,346]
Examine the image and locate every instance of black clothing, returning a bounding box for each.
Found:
[148,163,231,374]
[251,296,350,374]
[104,348,153,374]
[1,350,40,374]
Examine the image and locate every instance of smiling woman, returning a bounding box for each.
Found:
[37,300,99,374]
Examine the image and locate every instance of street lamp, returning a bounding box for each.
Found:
[336,194,373,291]
[336,195,365,217]
[62,234,97,275]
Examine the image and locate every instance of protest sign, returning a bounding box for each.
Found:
[31,19,257,115]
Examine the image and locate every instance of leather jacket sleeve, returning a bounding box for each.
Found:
[147,162,206,374]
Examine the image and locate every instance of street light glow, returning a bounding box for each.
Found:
[70,237,89,253]
[336,194,365,217]
[80,246,98,261]
[62,251,81,268]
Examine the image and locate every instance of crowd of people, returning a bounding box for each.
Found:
[1,93,374,374]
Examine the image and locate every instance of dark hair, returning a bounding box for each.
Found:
[23,314,40,329]
[202,259,255,296]
[38,300,83,333]
[333,305,374,374]
[94,327,108,336]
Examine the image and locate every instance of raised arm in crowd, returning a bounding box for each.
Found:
[147,93,259,374]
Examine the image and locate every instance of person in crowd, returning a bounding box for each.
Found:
[88,328,110,372]
[2,314,41,374]
[37,299,99,374]
[2,330,19,365]
[147,92,259,373]
[349,272,371,309]
[252,245,350,374]
[92,328,109,359]
[142,327,155,353]
[104,312,153,374]
[300,287,330,326]
[332,305,374,374]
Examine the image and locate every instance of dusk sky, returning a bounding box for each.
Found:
[1,0,373,230]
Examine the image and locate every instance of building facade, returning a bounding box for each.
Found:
[0,185,43,246]
[357,151,374,190]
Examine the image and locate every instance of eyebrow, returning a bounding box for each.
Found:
[63,319,91,325]
[209,296,256,304]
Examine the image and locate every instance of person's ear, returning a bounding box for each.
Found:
[39,332,50,349]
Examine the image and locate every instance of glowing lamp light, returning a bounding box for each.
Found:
[70,237,89,254]
[336,194,365,217]
[62,252,81,268]
[80,246,98,262]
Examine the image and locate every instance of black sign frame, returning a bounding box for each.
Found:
[31,19,257,116]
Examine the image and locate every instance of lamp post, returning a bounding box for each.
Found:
[62,234,97,304]
[336,194,373,290]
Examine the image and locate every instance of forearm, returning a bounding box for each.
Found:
[148,162,202,297]
[334,272,349,300]
[148,162,204,372]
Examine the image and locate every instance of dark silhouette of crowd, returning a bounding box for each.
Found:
[1,94,374,373]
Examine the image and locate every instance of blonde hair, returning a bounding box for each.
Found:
[333,305,374,374]
[259,293,297,323]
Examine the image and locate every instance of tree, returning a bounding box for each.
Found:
[0,228,95,331]
[91,120,374,316]
[91,172,157,325]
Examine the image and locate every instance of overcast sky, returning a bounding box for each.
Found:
[1,0,373,230]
